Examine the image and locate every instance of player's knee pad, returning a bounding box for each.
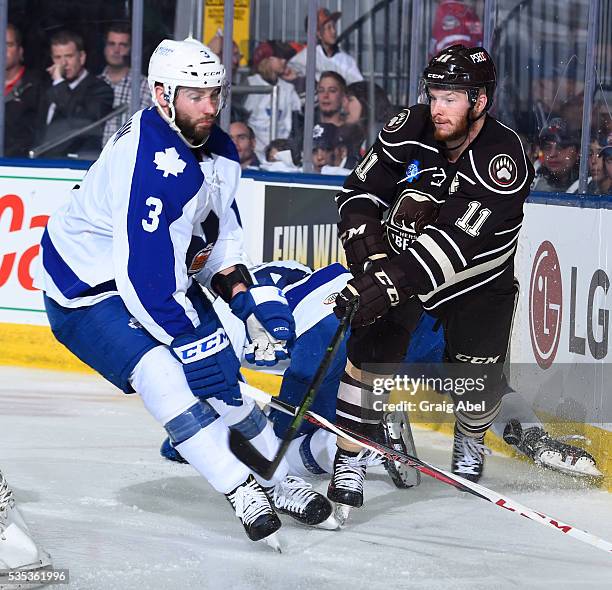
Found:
[164,400,219,445]
[227,403,268,440]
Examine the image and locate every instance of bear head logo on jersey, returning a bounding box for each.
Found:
[384,189,440,254]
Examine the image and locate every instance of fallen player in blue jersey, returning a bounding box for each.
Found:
[163,262,601,481]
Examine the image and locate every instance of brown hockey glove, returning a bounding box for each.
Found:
[338,215,390,276]
[333,258,410,327]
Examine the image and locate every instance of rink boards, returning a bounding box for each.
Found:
[0,161,610,488]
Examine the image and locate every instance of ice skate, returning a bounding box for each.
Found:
[0,471,52,587]
[225,475,282,551]
[267,476,339,530]
[327,448,382,523]
[451,425,491,483]
[380,411,421,488]
[503,419,603,478]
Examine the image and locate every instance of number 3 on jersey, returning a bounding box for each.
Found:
[455,200,491,237]
[142,197,163,232]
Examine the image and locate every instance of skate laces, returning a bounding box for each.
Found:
[229,478,273,526]
[274,476,318,514]
[334,450,380,493]
[0,472,15,534]
[454,435,491,475]
[348,449,384,468]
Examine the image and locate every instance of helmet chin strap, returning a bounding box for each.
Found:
[156,103,210,149]
[154,85,211,149]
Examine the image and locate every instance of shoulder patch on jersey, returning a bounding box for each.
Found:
[383,109,410,133]
[154,147,187,178]
[488,154,517,188]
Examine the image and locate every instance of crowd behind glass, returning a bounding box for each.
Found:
[3,0,611,194]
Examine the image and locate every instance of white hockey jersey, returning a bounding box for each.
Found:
[35,108,244,345]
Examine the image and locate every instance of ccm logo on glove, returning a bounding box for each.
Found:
[173,328,230,363]
[374,269,400,306]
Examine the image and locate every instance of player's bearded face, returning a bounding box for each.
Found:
[429,88,471,143]
[174,87,221,143]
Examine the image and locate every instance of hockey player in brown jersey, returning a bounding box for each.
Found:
[328,45,535,515]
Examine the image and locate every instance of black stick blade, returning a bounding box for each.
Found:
[229,429,277,480]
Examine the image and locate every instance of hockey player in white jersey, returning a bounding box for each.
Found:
[0,470,52,585]
[34,38,336,549]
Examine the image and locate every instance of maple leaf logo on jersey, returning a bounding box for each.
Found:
[154,147,186,178]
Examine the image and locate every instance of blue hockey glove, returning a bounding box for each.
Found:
[171,327,242,406]
[229,285,296,366]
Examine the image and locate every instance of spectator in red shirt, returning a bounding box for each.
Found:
[429,0,483,58]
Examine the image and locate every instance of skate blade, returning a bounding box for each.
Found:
[315,512,341,530]
[261,532,282,553]
[538,455,603,478]
[0,554,54,590]
[333,504,352,527]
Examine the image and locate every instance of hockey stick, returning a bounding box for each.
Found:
[238,382,612,555]
[230,300,357,480]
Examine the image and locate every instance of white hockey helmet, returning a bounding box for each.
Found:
[148,37,227,146]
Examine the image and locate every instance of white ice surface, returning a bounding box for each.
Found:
[0,366,610,590]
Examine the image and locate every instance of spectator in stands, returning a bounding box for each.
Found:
[38,30,113,158]
[601,139,612,194]
[532,117,580,193]
[208,30,242,73]
[288,8,363,85]
[341,80,395,157]
[588,134,612,195]
[316,71,347,127]
[587,137,607,194]
[261,138,301,173]
[229,121,260,170]
[98,22,152,147]
[334,126,359,170]
[310,123,336,173]
[4,23,44,157]
[429,0,483,58]
[208,31,249,122]
[244,40,301,162]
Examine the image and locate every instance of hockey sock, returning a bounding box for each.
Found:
[285,430,336,476]
[490,390,541,439]
[455,397,502,437]
[175,417,251,494]
[211,400,290,488]
[335,360,390,451]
